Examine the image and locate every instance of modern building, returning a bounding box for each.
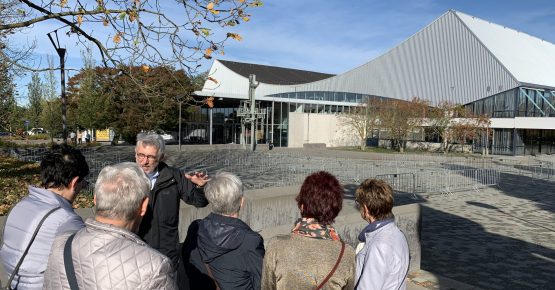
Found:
[193,10,555,155]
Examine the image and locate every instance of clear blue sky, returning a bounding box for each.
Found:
[13,0,555,104]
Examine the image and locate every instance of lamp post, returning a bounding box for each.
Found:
[47,30,68,145]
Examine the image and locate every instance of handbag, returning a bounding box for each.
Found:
[4,206,61,290]
[315,240,346,290]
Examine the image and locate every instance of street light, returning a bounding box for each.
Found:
[47,29,68,145]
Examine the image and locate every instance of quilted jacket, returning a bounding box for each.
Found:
[0,186,85,290]
[137,161,208,267]
[43,218,177,290]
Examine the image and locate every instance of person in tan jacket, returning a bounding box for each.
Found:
[262,171,356,290]
[43,162,177,290]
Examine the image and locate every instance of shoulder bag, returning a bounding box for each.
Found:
[315,240,346,290]
[4,206,61,290]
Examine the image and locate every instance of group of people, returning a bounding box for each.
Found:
[0,132,410,290]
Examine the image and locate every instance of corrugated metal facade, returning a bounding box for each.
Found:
[200,11,521,106]
[293,11,519,106]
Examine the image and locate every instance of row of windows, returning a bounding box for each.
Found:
[268,91,367,103]
[468,87,555,118]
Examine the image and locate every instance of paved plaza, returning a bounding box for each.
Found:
[138,145,555,289]
[7,145,555,289]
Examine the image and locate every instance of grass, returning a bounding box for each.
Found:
[0,155,94,216]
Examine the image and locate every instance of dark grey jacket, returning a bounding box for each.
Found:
[183,213,265,290]
[137,162,208,267]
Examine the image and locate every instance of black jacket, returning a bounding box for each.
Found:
[137,161,208,267]
[182,213,265,290]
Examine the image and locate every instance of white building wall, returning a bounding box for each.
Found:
[288,112,359,148]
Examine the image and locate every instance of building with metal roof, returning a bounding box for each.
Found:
[193,10,555,155]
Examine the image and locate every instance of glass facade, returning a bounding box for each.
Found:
[467,87,555,118]
[182,94,360,147]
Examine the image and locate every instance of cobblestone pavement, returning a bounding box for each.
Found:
[46,145,555,288]
[419,174,555,289]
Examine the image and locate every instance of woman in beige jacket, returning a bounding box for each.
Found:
[262,171,355,290]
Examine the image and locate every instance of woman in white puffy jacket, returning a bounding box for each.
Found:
[354,179,410,290]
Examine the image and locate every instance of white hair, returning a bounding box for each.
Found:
[94,162,150,221]
[204,171,243,215]
[136,133,165,159]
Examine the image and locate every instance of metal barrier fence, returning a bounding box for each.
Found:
[8,147,508,195]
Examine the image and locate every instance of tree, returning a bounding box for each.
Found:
[40,57,61,140]
[427,102,491,153]
[341,96,382,150]
[67,65,195,143]
[378,97,429,152]
[0,0,263,74]
[0,59,18,132]
[27,72,43,128]
[67,49,110,131]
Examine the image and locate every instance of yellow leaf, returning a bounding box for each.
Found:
[209,9,219,15]
[60,0,68,7]
[227,33,243,41]
[206,97,215,108]
[207,2,215,10]
[207,76,218,84]
[141,65,150,73]
[77,15,83,26]
[103,18,109,26]
[239,0,245,3]
[220,49,225,55]
[242,16,250,22]
[205,48,213,56]
[113,33,122,44]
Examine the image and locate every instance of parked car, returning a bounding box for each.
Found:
[183,129,207,144]
[137,130,176,144]
[26,128,47,135]
[0,132,14,137]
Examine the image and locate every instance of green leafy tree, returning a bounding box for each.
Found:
[40,57,61,140]
[67,65,195,143]
[0,61,17,132]
[27,72,43,128]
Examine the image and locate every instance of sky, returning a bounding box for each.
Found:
[11,0,555,104]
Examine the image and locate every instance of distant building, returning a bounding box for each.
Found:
[194,10,555,155]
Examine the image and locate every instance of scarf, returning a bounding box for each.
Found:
[358,218,395,242]
[292,217,341,241]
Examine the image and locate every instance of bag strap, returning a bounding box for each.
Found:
[203,263,221,290]
[5,206,61,289]
[63,233,79,290]
[315,240,346,290]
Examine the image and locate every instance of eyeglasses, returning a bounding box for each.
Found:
[136,152,157,161]
[79,178,90,188]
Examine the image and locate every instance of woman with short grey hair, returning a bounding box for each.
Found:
[204,171,243,215]
[182,171,265,290]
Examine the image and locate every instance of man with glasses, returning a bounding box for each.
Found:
[0,145,90,290]
[135,133,209,269]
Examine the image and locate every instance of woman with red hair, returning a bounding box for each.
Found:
[262,171,355,290]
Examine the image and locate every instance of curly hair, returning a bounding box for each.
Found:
[355,179,394,221]
[296,171,343,225]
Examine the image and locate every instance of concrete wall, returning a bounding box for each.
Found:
[179,185,422,271]
[0,185,421,285]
